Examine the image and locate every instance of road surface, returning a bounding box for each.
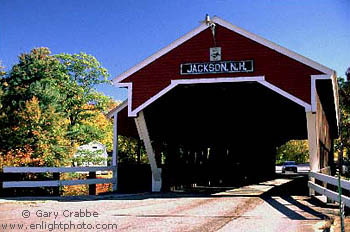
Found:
[0,178,336,232]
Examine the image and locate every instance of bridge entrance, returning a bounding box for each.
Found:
[143,81,306,188]
[108,16,339,192]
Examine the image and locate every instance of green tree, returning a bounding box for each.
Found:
[15,96,71,166]
[0,48,72,166]
[54,53,110,148]
[0,48,113,167]
[276,140,309,164]
[0,61,5,110]
[337,77,350,159]
[80,97,117,152]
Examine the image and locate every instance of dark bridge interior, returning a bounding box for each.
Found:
[143,82,308,189]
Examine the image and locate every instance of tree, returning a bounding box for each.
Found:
[0,48,71,166]
[1,96,71,167]
[73,94,117,152]
[337,71,350,160]
[0,61,5,110]
[54,53,110,148]
[0,48,113,167]
[276,140,309,164]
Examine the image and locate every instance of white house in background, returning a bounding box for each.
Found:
[73,141,108,167]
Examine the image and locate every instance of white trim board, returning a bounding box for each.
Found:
[213,17,334,75]
[310,74,340,128]
[107,99,128,119]
[112,16,334,85]
[119,76,311,117]
[3,178,116,188]
[311,74,332,112]
[258,80,311,111]
[116,83,134,117]
[3,166,116,173]
[112,23,208,85]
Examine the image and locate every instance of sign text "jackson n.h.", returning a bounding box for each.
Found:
[180,60,253,75]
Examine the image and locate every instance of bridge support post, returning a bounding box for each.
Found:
[306,111,319,196]
[112,113,118,192]
[135,111,162,192]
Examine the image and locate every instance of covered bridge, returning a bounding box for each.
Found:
[108,16,339,192]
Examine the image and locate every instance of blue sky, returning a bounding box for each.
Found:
[1,0,349,101]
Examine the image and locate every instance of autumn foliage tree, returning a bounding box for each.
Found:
[54,53,111,147]
[0,48,114,168]
[0,49,71,167]
[339,79,350,143]
[337,71,350,162]
[276,140,309,164]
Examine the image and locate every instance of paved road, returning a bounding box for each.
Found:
[0,178,336,232]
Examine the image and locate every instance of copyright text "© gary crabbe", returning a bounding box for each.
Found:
[21,208,99,219]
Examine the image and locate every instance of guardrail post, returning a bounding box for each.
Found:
[53,172,60,196]
[88,171,97,195]
[337,173,345,232]
[112,166,117,192]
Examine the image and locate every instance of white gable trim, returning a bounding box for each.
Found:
[331,72,340,127]
[212,17,334,75]
[311,74,339,127]
[257,80,311,112]
[119,76,311,117]
[311,74,332,112]
[112,16,334,86]
[112,23,208,85]
[106,99,128,118]
[118,82,134,117]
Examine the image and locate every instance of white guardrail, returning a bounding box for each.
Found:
[2,166,117,188]
[308,171,350,207]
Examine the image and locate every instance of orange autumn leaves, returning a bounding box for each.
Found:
[0,145,41,168]
[0,96,115,169]
[80,103,114,152]
[0,96,71,169]
[0,48,114,171]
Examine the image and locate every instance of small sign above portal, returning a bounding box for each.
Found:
[210,47,221,61]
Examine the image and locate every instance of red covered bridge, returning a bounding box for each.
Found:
[108,16,339,192]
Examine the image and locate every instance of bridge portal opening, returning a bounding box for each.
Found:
[108,16,338,192]
[142,81,307,189]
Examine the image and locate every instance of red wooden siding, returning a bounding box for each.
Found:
[117,106,138,138]
[121,25,324,111]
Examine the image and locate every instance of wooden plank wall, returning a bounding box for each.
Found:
[316,91,333,173]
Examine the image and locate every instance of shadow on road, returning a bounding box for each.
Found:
[261,195,307,220]
[260,176,331,220]
[260,195,329,220]
[0,175,335,222]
